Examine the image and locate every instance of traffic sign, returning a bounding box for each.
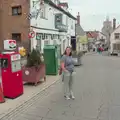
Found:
[28,31,35,38]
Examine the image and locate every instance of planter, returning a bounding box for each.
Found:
[22,64,46,86]
[72,56,82,66]
[72,51,83,66]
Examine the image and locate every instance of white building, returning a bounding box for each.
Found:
[30,0,76,54]
[96,32,107,45]
[110,25,120,54]
[97,32,106,41]
[75,12,88,52]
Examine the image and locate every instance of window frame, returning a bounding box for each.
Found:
[40,6,46,19]
[114,33,120,39]
[12,6,22,16]
[12,33,21,42]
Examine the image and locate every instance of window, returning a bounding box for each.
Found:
[45,34,48,39]
[40,6,46,18]
[56,16,61,22]
[42,33,45,40]
[12,33,21,41]
[53,34,58,39]
[12,6,22,16]
[114,33,120,39]
[55,14,62,25]
[45,34,52,40]
[0,59,8,68]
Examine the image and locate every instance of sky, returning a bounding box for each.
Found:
[60,0,120,31]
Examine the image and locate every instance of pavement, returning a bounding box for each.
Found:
[0,57,60,118]
[1,53,120,120]
[0,75,60,119]
[85,51,96,55]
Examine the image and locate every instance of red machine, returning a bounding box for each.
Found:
[0,52,23,99]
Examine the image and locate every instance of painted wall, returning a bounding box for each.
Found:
[76,35,88,52]
[67,18,76,36]
[30,1,60,30]
[30,0,76,53]
[110,26,120,44]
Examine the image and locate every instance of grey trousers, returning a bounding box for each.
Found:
[63,71,76,96]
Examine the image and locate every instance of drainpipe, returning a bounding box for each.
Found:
[75,23,76,51]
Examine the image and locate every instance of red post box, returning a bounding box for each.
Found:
[0,52,23,99]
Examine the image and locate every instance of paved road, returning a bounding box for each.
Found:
[2,54,120,120]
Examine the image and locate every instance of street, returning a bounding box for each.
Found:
[1,53,120,120]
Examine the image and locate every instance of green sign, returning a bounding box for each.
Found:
[36,33,42,40]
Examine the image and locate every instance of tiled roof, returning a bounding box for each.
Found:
[76,24,85,36]
[86,31,98,38]
[111,25,120,33]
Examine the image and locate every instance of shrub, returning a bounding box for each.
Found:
[26,49,42,67]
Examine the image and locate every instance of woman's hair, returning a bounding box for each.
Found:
[63,46,72,56]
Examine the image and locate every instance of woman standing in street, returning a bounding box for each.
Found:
[60,46,76,100]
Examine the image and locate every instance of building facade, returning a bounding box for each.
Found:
[0,0,76,53]
[75,12,88,52]
[110,25,120,44]
[29,0,76,53]
[86,31,98,50]
[0,0,30,50]
[96,32,107,45]
[110,25,120,54]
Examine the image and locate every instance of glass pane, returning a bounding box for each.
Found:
[0,59,8,68]
[12,8,18,14]
[11,60,21,72]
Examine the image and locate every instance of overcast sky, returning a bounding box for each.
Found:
[60,0,120,31]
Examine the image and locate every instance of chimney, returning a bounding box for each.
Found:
[113,18,116,30]
[77,12,80,25]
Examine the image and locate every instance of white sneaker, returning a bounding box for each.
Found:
[64,96,70,100]
[70,92,75,100]
[70,94,75,100]
[71,95,75,100]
